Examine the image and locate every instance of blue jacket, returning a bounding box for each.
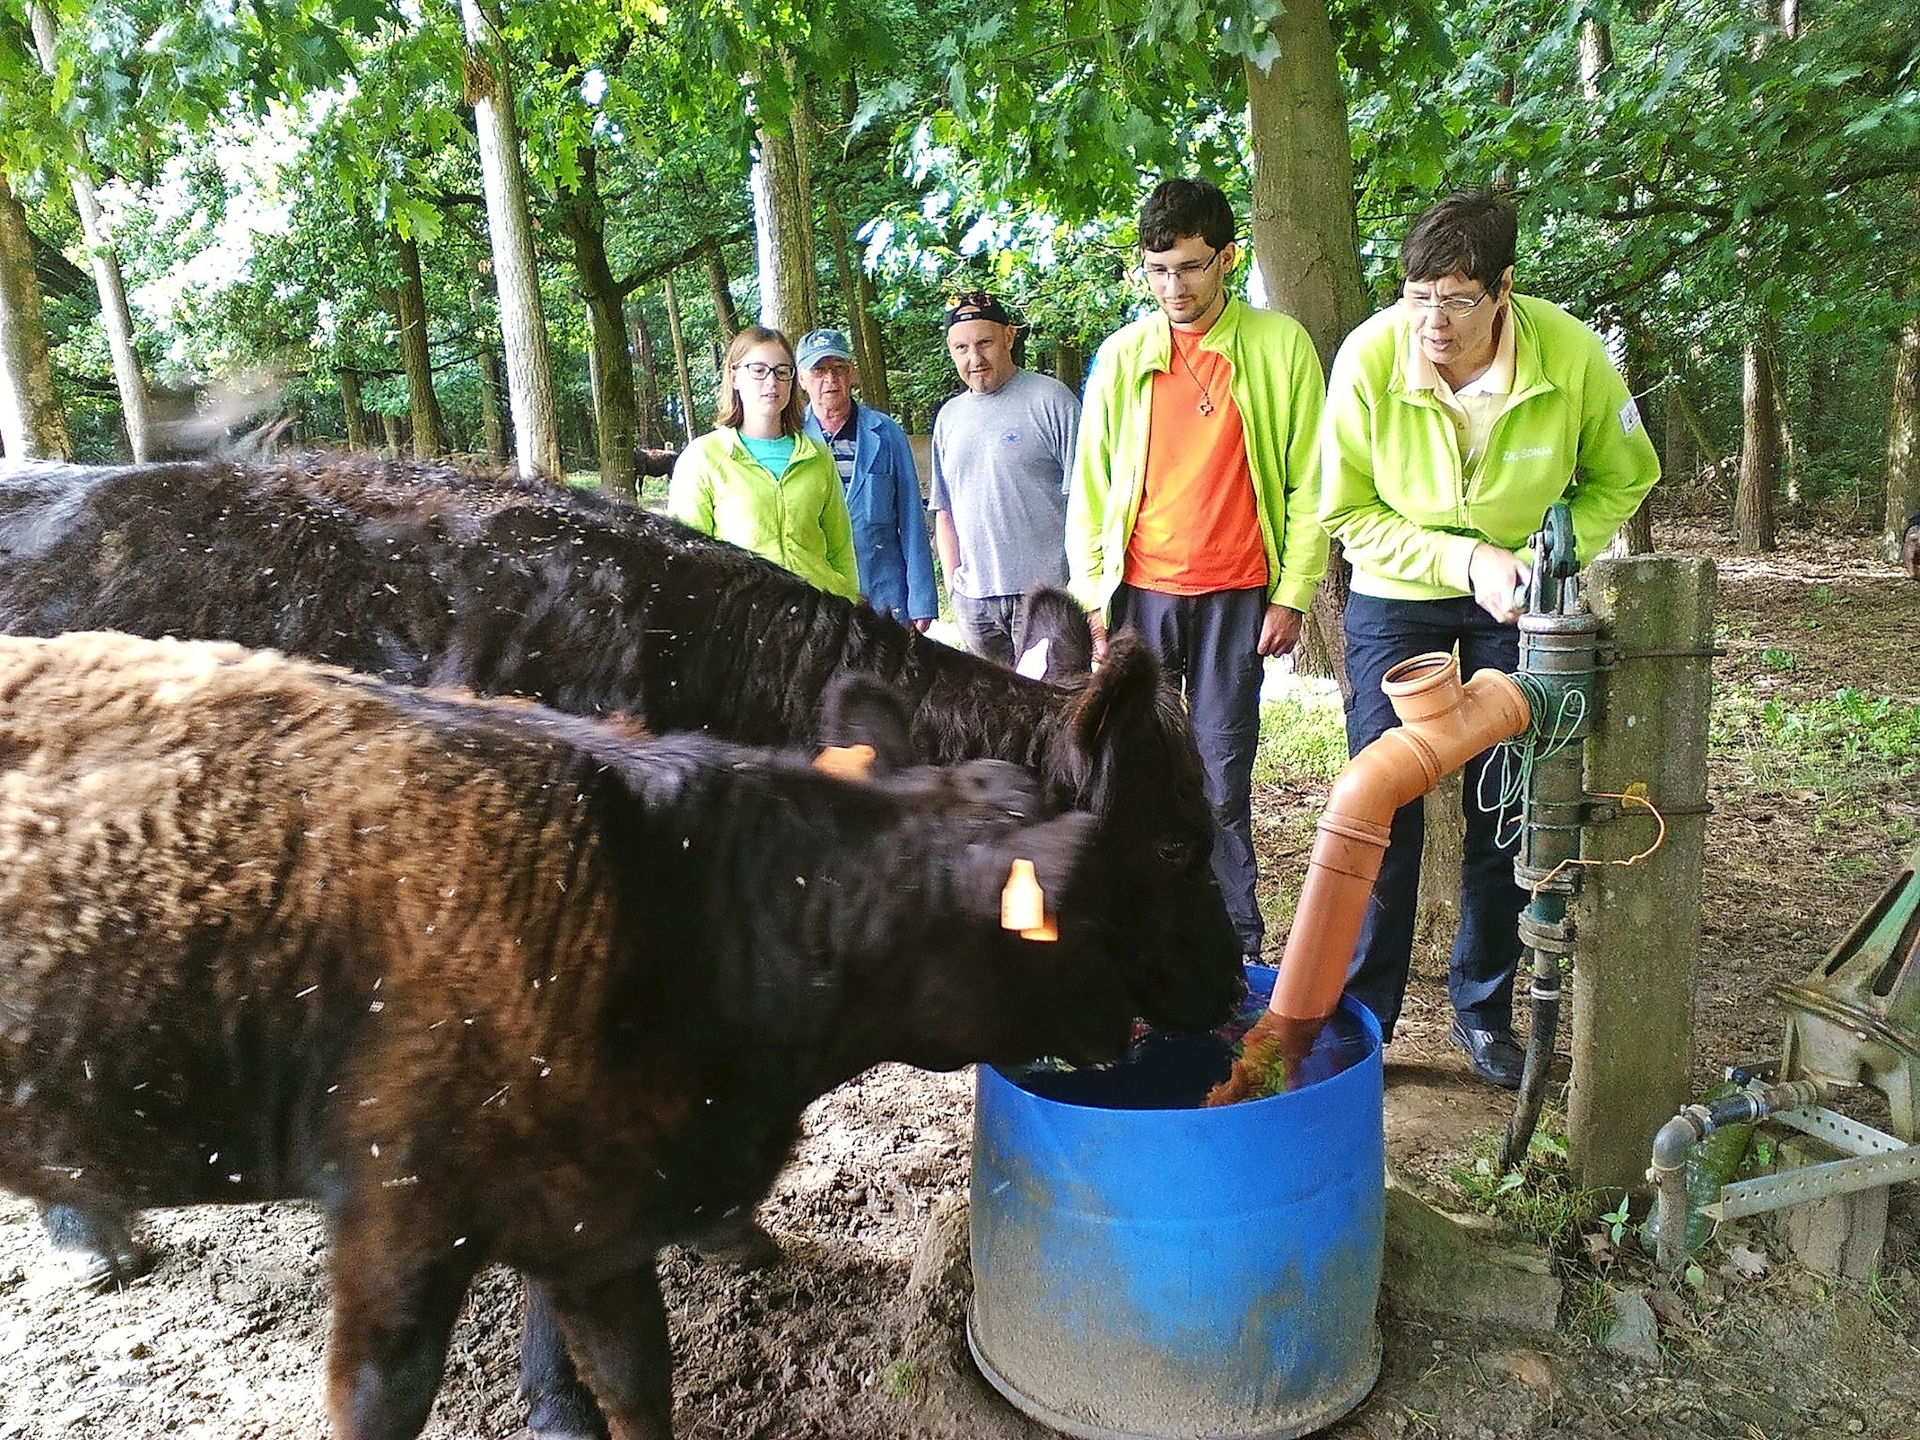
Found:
[803,402,938,622]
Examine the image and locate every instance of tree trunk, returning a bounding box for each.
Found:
[822,181,889,410]
[663,270,700,442]
[631,303,659,450]
[705,240,740,342]
[1737,338,1779,552]
[557,144,638,497]
[0,172,71,460]
[476,343,508,461]
[1579,18,1613,97]
[1054,338,1085,396]
[379,410,404,457]
[393,233,450,458]
[30,1,152,461]
[1296,542,1351,692]
[1243,0,1368,685]
[1614,340,1655,554]
[1668,382,1721,497]
[751,61,818,339]
[1242,0,1372,371]
[1772,367,1801,520]
[1662,372,1696,493]
[461,0,562,477]
[855,269,891,409]
[1886,304,1920,559]
[338,365,369,449]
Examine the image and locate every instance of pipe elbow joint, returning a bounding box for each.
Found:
[1325,741,1422,827]
[1650,1108,1708,1174]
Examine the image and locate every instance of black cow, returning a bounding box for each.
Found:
[0,457,1245,1436]
[0,630,1136,1440]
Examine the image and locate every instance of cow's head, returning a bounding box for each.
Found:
[1054,634,1246,1036]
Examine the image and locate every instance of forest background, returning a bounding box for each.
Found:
[0,0,1916,578]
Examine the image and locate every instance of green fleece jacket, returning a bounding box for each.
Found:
[1067,297,1328,616]
[1321,293,1661,600]
[669,427,859,599]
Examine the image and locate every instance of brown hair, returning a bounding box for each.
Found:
[1400,189,1517,288]
[715,325,803,435]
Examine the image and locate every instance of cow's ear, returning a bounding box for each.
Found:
[980,812,1096,930]
[1015,583,1095,681]
[817,673,919,774]
[1067,631,1159,754]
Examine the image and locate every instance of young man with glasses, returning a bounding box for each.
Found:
[1068,176,1328,965]
[1320,189,1660,1087]
[928,292,1080,664]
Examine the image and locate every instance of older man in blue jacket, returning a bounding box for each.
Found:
[797,329,938,629]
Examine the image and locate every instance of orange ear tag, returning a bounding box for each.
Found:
[1000,858,1059,942]
[812,743,877,781]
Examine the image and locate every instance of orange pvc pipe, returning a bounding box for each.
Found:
[1268,651,1532,1028]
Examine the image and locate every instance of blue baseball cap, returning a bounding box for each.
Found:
[796,328,856,371]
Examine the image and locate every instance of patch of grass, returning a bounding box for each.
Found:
[1760,646,1798,672]
[1255,684,1347,785]
[1564,1273,1617,1347]
[878,1360,919,1399]
[1714,686,1920,793]
[1448,1121,1613,1251]
[1762,688,1920,768]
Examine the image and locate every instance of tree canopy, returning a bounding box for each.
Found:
[0,0,1913,534]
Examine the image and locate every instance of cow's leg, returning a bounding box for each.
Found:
[36,1203,150,1289]
[520,1278,609,1440]
[543,1264,674,1440]
[323,1236,476,1440]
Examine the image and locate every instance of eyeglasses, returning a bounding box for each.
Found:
[1403,287,1498,316]
[947,289,995,310]
[733,361,795,382]
[1136,245,1227,285]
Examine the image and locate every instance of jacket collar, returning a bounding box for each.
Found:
[1143,295,1246,372]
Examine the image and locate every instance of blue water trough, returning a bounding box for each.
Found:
[968,966,1384,1439]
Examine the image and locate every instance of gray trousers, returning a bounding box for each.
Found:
[951,592,1021,666]
[1110,584,1266,956]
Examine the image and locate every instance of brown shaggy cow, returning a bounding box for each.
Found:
[0,631,1131,1440]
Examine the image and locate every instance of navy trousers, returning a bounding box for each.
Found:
[1342,593,1525,1040]
[1111,584,1267,956]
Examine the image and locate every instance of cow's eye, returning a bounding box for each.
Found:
[1157,837,1192,869]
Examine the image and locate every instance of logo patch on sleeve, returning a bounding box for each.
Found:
[1620,398,1643,435]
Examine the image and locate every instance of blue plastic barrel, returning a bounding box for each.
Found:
[968,968,1383,1440]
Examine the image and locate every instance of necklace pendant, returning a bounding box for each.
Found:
[1197,399,1214,416]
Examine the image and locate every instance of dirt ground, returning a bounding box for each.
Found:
[4,511,1920,1440]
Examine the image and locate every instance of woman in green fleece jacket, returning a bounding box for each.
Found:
[1319,189,1660,1089]
[669,325,859,600]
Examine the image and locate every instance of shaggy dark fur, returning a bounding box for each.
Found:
[0,631,1127,1440]
[0,457,1244,1437]
[0,457,1236,1004]
[1016,581,1098,681]
[1903,510,1920,582]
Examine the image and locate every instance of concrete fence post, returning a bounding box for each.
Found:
[1569,556,1716,1192]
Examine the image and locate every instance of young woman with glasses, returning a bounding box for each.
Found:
[668,325,860,599]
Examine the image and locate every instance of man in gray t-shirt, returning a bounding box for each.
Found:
[928,291,1081,665]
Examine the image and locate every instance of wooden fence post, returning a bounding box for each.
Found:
[1569,556,1717,1192]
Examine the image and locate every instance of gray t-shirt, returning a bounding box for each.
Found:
[928,368,1079,599]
